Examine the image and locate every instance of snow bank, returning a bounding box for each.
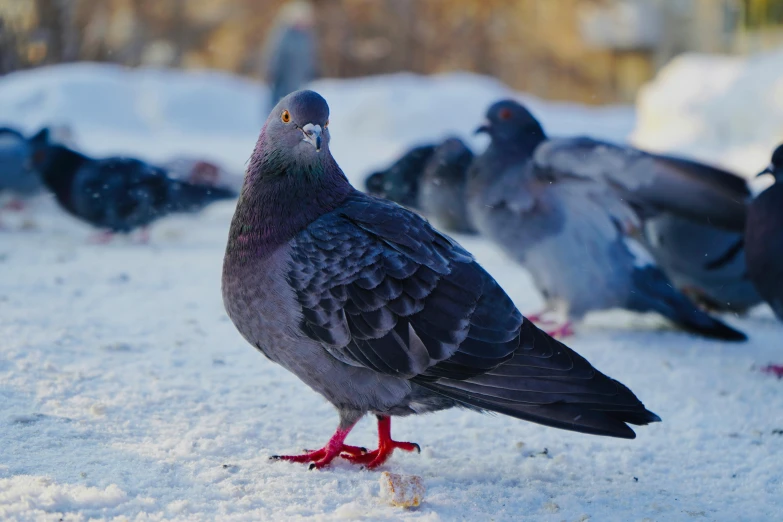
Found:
[632,48,783,176]
[0,63,634,185]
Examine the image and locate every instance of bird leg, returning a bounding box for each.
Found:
[2,199,26,212]
[761,364,783,379]
[88,230,115,244]
[135,227,150,244]
[342,415,420,469]
[546,321,575,339]
[526,308,558,325]
[270,418,367,469]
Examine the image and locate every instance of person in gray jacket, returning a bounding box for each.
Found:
[264,1,319,112]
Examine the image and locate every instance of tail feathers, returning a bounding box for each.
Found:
[630,266,747,341]
[419,381,660,439]
[166,180,237,213]
[415,321,661,439]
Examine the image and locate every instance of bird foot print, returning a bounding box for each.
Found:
[343,440,421,469]
[546,322,574,339]
[270,444,368,469]
[761,364,783,379]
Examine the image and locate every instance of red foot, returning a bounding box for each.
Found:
[343,416,420,469]
[270,427,367,469]
[761,364,783,379]
[134,228,150,244]
[3,199,26,211]
[270,415,420,470]
[89,231,115,244]
[526,309,557,325]
[546,321,575,339]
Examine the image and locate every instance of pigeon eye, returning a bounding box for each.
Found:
[324,119,329,128]
[281,110,291,123]
[498,108,512,120]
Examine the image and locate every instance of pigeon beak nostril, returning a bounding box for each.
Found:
[301,123,323,152]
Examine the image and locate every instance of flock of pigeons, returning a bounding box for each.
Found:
[0,126,237,239]
[366,99,783,341]
[3,88,781,471]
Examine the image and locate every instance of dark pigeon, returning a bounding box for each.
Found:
[418,137,477,235]
[364,138,478,235]
[0,126,49,203]
[364,143,436,210]
[467,100,746,341]
[222,90,660,470]
[34,144,237,237]
[640,155,760,313]
[745,143,783,321]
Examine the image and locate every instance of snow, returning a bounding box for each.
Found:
[1,63,782,521]
[632,48,783,179]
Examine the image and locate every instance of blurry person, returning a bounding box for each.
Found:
[263,0,319,112]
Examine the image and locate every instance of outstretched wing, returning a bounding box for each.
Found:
[288,191,659,438]
[533,137,748,231]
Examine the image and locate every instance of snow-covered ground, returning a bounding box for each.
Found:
[1,62,782,521]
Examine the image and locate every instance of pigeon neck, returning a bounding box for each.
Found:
[495,130,546,160]
[227,135,352,260]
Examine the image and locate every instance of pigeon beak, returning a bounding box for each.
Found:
[475,122,490,135]
[757,164,774,177]
[301,123,322,152]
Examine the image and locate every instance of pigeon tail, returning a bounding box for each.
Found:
[165,180,237,213]
[415,321,661,440]
[628,265,747,341]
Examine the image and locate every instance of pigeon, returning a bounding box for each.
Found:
[365,139,477,235]
[745,143,783,321]
[364,143,436,210]
[418,137,477,235]
[638,154,759,313]
[467,100,746,341]
[33,144,237,238]
[0,126,49,205]
[222,90,660,471]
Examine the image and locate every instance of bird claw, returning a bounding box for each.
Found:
[546,322,575,339]
[342,439,421,469]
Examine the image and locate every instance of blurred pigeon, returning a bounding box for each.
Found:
[222,90,660,470]
[163,156,243,192]
[34,144,237,239]
[364,143,436,210]
[468,100,746,341]
[638,154,759,312]
[418,137,477,235]
[0,126,49,205]
[745,144,783,321]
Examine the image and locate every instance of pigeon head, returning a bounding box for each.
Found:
[262,90,331,158]
[760,143,783,180]
[476,100,546,151]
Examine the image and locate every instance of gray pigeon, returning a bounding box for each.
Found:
[0,126,48,204]
[745,143,783,321]
[467,100,746,341]
[222,90,660,471]
[418,137,477,235]
[365,138,477,235]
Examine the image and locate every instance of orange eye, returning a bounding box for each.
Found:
[498,108,512,120]
[324,119,329,128]
[281,110,291,123]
